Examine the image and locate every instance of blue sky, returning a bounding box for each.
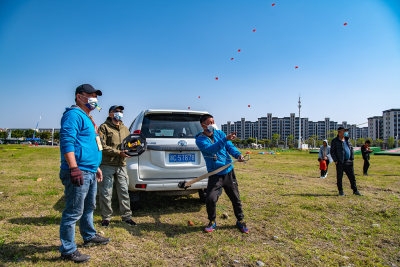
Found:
[0,0,399,129]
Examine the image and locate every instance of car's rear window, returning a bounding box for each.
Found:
[141,113,203,138]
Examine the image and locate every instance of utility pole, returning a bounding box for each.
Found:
[298,97,302,149]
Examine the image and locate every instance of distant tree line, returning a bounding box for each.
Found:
[0,130,59,141]
[230,129,395,149]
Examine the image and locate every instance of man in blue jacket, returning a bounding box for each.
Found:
[196,114,248,233]
[59,84,110,263]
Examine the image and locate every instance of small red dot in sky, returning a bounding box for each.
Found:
[198,96,200,98]
[248,105,251,107]
[230,57,234,60]
[238,49,241,52]
[344,22,348,26]
[295,66,299,69]
[215,77,219,80]
[253,29,256,32]
[272,3,276,6]
[188,107,190,109]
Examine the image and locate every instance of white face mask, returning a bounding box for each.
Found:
[206,124,218,133]
[80,95,99,110]
[113,112,123,121]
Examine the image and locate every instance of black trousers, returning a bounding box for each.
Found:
[206,169,244,222]
[336,160,358,192]
[363,159,370,174]
[320,161,330,176]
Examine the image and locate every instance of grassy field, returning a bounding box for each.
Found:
[0,145,399,266]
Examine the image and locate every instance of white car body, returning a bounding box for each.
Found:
[126,109,209,193]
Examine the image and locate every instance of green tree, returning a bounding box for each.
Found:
[0,131,7,139]
[374,139,383,148]
[39,131,51,140]
[11,129,24,138]
[287,135,294,148]
[53,132,60,140]
[24,129,35,139]
[263,139,271,148]
[387,136,395,149]
[356,138,365,147]
[246,138,256,145]
[272,134,280,147]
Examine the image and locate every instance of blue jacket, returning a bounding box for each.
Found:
[60,106,102,172]
[195,130,242,175]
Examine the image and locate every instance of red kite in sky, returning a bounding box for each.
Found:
[230,57,234,60]
[252,29,256,32]
[272,3,276,6]
[215,77,219,80]
[343,22,348,26]
[238,49,241,52]
[295,66,299,69]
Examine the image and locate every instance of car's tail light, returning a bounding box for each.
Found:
[135,184,147,189]
[133,130,141,134]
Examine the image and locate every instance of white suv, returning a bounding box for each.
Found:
[127,109,209,198]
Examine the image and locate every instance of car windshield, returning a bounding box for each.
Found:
[141,113,203,138]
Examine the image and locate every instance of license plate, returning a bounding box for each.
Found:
[169,153,196,162]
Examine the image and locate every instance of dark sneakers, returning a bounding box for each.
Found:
[101,220,110,227]
[353,191,363,196]
[236,220,249,234]
[61,249,90,263]
[124,219,137,226]
[83,234,110,247]
[339,191,345,196]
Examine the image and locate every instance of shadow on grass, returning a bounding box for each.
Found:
[8,216,60,226]
[282,193,338,197]
[0,242,60,263]
[106,221,237,238]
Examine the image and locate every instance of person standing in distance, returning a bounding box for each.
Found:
[330,127,362,196]
[361,140,373,176]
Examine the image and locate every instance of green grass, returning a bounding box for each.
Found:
[0,145,399,266]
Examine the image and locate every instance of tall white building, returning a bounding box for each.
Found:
[382,109,400,142]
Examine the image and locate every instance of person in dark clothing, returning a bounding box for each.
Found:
[361,140,373,175]
[330,127,362,196]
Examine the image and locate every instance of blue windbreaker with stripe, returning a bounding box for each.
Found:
[195,130,242,175]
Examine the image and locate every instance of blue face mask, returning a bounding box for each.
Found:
[344,132,349,137]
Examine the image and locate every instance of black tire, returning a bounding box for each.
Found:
[129,191,144,211]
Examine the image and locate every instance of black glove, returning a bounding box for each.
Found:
[70,167,83,186]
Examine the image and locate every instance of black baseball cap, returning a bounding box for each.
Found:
[109,105,124,113]
[75,84,102,96]
[337,126,349,131]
